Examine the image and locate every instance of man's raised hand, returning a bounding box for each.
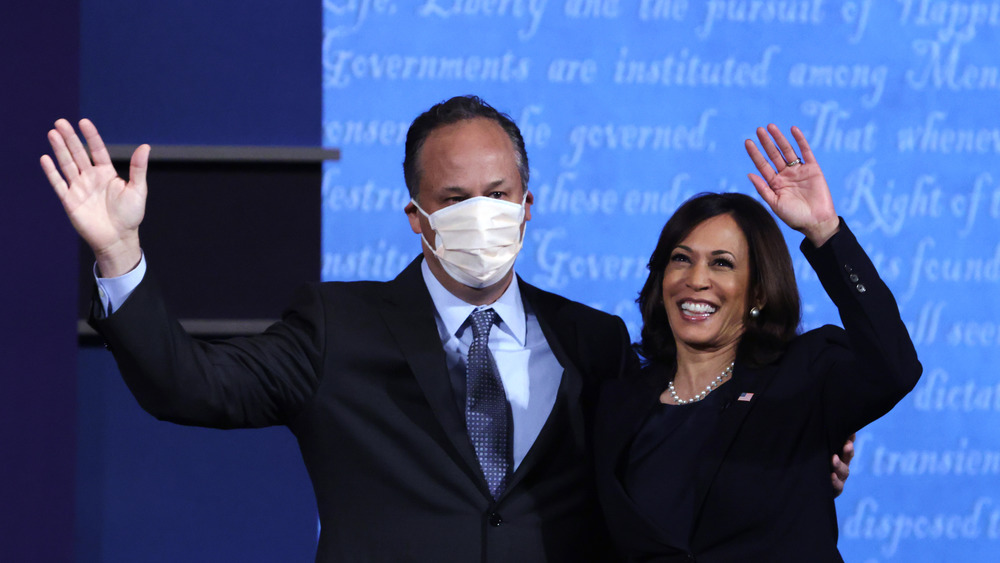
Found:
[40,119,149,277]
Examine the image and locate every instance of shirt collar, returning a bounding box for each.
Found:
[421,259,526,345]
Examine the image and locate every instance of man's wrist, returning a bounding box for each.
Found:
[94,237,142,278]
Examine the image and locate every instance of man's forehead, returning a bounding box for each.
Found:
[420,120,515,165]
[424,117,506,144]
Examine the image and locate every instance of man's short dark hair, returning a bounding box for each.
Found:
[636,192,801,368]
[403,95,529,200]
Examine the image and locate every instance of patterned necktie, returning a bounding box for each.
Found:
[465,308,511,500]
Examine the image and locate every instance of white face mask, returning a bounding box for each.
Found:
[412,193,528,289]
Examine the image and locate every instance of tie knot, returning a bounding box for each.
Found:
[469,308,497,340]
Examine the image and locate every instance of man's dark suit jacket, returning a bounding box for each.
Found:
[90,256,634,562]
[594,223,922,562]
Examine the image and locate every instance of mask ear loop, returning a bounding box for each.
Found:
[410,199,441,255]
[516,190,529,244]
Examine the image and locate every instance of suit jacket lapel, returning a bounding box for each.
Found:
[507,278,585,490]
[599,365,682,549]
[378,257,486,488]
[503,279,582,494]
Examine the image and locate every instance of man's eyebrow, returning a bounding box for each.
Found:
[439,180,508,194]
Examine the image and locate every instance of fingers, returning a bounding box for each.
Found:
[831,454,849,497]
[129,144,151,191]
[39,154,69,198]
[79,118,112,166]
[745,138,781,208]
[745,138,779,181]
[47,124,79,182]
[832,453,850,481]
[841,433,856,464]
[747,173,777,206]
[54,118,94,174]
[831,476,845,496]
[44,118,124,197]
[790,125,816,165]
[755,126,786,169]
[755,124,808,171]
[830,435,856,498]
[765,123,800,166]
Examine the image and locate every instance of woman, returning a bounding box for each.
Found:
[595,125,922,562]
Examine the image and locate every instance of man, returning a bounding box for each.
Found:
[43,96,631,562]
[41,96,850,562]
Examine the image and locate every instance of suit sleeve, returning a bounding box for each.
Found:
[801,220,923,443]
[89,271,324,429]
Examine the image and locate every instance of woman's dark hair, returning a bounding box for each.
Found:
[403,95,529,200]
[636,192,801,368]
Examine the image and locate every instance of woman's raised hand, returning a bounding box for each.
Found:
[745,124,839,247]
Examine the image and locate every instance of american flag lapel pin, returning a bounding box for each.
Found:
[738,392,754,402]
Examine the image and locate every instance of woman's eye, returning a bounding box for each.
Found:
[713,258,734,268]
[670,253,690,263]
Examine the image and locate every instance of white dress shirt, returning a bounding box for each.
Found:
[420,260,562,469]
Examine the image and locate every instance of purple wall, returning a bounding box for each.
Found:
[0,1,80,560]
[1,1,321,559]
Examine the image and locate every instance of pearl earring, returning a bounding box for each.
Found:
[750,307,761,318]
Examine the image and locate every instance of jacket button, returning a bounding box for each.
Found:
[489,512,503,527]
[849,274,859,283]
[844,264,854,273]
[856,283,866,293]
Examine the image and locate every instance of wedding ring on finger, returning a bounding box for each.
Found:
[785,158,803,167]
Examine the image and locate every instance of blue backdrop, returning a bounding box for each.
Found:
[321,2,1000,561]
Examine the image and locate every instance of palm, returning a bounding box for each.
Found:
[744,124,838,244]
[758,160,833,229]
[61,159,145,250]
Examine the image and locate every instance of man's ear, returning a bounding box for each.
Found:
[523,189,533,221]
[405,201,422,234]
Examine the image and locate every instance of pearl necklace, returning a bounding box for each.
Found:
[668,362,735,405]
